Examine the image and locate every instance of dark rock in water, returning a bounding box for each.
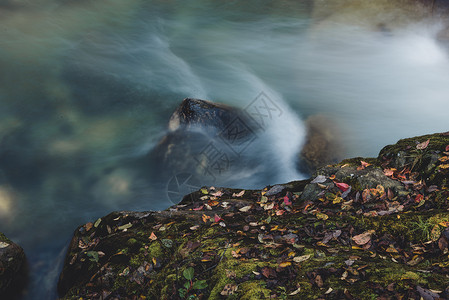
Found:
[147,98,260,186]
[0,232,27,298]
[298,115,343,174]
[167,98,249,134]
[58,132,449,299]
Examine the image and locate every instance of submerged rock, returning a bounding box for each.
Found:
[59,132,449,299]
[0,232,27,298]
[298,115,343,174]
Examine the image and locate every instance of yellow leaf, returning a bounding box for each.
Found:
[430,224,441,242]
[439,156,449,162]
[316,212,328,220]
[333,197,343,204]
[439,164,449,169]
[279,262,291,268]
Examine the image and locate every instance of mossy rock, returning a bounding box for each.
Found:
[379,132,449,188]
[0,232,27,298]
[58,133,449,299]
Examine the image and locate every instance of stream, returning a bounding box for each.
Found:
[1,1,449,298]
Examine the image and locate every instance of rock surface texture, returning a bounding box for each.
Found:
[0,232,27,298]
[59,132,449,299]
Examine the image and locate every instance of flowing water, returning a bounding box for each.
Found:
[1,1,449,298]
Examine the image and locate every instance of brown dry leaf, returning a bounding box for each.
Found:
[352,230,375,245]
[208,200,219,207]
[383,168,396,177]
[314,274,324,287]
[220,284,238,296]
[85,222,93,232]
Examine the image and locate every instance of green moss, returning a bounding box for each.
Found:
[0,232,11,243]
[147,242,164,258]
[238,281,271,300]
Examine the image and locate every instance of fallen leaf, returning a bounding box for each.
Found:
[352,230,375,245]
[311,175,326,184]
[202,214,211,223]
[284,195,292,206]
[335,182,350,192]
[383,168,396,177]
[416,139,430,150]
[208,200,219,207]
[94,218,102,228]
[220,284,238,296]
[415,194,424,203]
[446,144,449,152]
[239,205,252,212]
[316,212,329,220]
[149,232,157,241]
[289,286,301,296]
[261,267,276,278]
[430,224,441,241]
[0,242,9,248]
[214,214,223,223]
[211,190,223,197]
[201,188,209,195]
[85,222,93,232]
[279,261,291,268]
[314,274,324,287]
[193,205,204,211]
[118,223,132,231]
[439,164,449,169]
[190,225,200,230]
[293,254,311,263]
[439,156,449,162]
[233,190,245,197]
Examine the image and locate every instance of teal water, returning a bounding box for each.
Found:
[1,1,449,298]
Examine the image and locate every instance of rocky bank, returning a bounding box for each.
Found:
[58,132,449,299]
[0,232,27,298]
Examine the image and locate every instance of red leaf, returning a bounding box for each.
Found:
[415,194,424,203]
[283,196,292,206]
[214,214,222,223]
[193,205,204,211]
[334,182,350,192]
[416,139,430,150]
[446,144,449,152]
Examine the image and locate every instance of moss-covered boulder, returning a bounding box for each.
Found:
[0,232,27,298]
[58,132,449,299]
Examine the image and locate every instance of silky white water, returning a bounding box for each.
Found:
[0,1,448,298]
